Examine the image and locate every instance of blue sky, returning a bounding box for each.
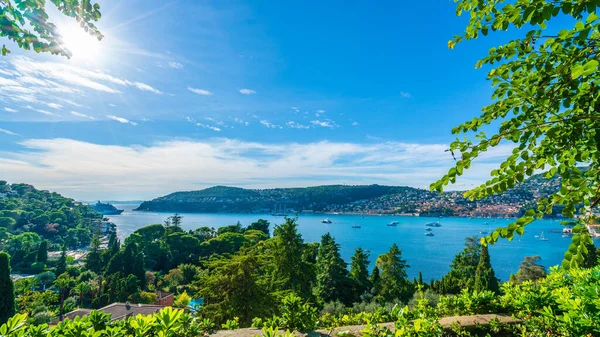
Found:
[0,0,525,199]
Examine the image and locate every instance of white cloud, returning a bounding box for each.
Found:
[59,99,83,108]
[132,82,162,94]
[286,121,310,129]
[400,91,412,98]
[0,128,18,136]
[3,108,18,113]
[188,87,213,96]
[107,115,136,126]
[38,110,60,117]
[260,120,279,128]
[196,123,221,132]
[232,117,249,126]
[0,56,162,100]
[0,138,513,199]
[70,111,95,120]
[25,105,60,117]
[352,121,359,126]
[239,88,256,95]
[109,104,117,107]
[46,103,63,110]
[168,62,184,69]
[310,119,338,128]
[317,109,326,113]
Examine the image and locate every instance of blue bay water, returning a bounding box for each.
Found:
[108,204,586,282]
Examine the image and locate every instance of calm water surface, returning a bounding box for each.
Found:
[108,204,589,282]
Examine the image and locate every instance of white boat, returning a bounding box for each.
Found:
[425,221,441,227]
[321,218,332,224]
[562,227,573,235]
[425,231,435,236]
[425,228,432,232]
[540,231,548,241]
[387,221,399,226]
[352,225,361,229]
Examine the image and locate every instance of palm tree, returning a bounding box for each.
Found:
[72,282,91,307]
[54,274,72,321]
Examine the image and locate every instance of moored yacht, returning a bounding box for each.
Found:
[321,218,332,224]
[387,221,399,226]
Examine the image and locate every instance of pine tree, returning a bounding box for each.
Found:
[438,236,481,294]
[171,213,183,227]
[0,252,15,324]
[270,218,314,299]
[376,243,413,302]
[56,245,67,275]
[37,240,48,264]
[349,248,371,299]
[315,233,350,304]
[474,244,500,293]
[86,237,103,274]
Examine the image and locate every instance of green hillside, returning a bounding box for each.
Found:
[135,174,562,216]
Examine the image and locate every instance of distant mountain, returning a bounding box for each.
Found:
[135,185,421,213]
[136,174,563,217]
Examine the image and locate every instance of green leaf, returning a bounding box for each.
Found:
[571,65,584,79]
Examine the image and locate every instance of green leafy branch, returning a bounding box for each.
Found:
[0,0,103,57]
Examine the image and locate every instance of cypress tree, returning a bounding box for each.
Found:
[37,240,48,264]
[370,265,381,297]
[56,245,67,275]
[0,252,15,324]
[474,244,500,293]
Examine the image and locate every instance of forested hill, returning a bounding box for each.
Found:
[135,185,421,213]
[0,181,103,248]
[135,174,562,216]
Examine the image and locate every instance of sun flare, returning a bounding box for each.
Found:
[59,24,103,61]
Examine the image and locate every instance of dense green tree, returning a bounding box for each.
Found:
[217,222,244,236]
[474,245,500,294]
[0,217,16,228]
[437,236,481,294]
[434,0,600,269]
[0,252,15,324]
[106,242,145,286]
[247,219,270,236]
[36,240,48,264]
[190,226,216,242]
[199,232,249,258]
[37,271,56,291]
[56,245,67,275]
[376,244,412,303]
[199,253,273,326]
[85,237,103,274]
[269,218,314,299]
[510,256,547,284]
[349,248,371,300]
[314,233,350,305]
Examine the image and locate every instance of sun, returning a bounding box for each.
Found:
[59,24,103,61]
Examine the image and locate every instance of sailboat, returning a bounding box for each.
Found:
[540,231,548,241]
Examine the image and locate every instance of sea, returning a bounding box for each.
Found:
[107,203,588,282]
